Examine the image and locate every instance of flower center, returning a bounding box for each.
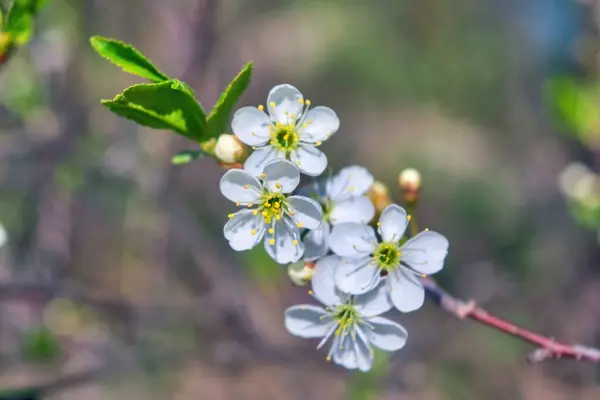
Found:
[257,192,288,224]
[332,303,360,336]
[269,123,299,153]
[373,242,401,271]
[320,196,335,221]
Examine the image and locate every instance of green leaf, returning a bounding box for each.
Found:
[5,6,32,45]
[207,62,253,139]
[171,150,207,165]
[90,36,170,83]
[546,77,600,140]
[21,325,60,362]
[101,80,207,141]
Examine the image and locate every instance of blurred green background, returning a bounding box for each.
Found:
[2,0,600,399]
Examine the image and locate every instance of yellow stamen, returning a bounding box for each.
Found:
[269,238,275,245]
[349,186,355,193]
[275,183,281,189]
[407,215,412,221]
[253,210,258,216]
[305,99,311,106]
[274,202,280,209]
[268,228,274,234]
[315,141,322,146]
[276,214,281,220]
[265,203,271,208]
[250,229,257,235]
[293,239,298,246]
[243,184,250,189]
[297,98,304,104]
[297,222,303,228]
[228,213,235,219]
[269,101,276,108]
[236,201,241,206]
[377,222,381,227]
[258,104,264,111]
[260,173,266,179]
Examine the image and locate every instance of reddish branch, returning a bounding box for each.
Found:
[420,277,600,363]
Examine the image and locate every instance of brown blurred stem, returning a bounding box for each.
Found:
[419,276,600,363]
[406,215,600,364]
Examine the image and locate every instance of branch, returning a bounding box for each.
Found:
[420,276,600,363]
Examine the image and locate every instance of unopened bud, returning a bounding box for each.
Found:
[399,168,421,206]
[368,181,392,215]
[399,168,421,192]
[287,261,315,286]
[215,134,246,164]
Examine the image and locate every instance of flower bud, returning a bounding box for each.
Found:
[399,168,421,206]
[215,134,246,164]
[368,181,392,215]
[399,168,421,192]
[287,261,315,286]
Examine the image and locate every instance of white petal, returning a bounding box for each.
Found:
[231,106,271,146]
[288,196,323,229]
[267,84,304,124]
[354,326,375,372]
[264,217,304,264]
[290,145,327,177]
[334,257,380,295]
[303,222,330,261]
[400,231,449,275]
[298,106,339,143]
[284,305,333,338]
[243,146,284,177]
[326,166,375,201]
[330,196,375,225]
[329,223,377,259]
[388,268,425,313]
[354,278,393,317]
[332,333,358,370]
[379,204,409,243]
[311,255,344,307]
[367,316,408,351]
[263,159,300,193]
[223,209,265,251]
[219,169,263,204]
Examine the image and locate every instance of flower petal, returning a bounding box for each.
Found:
[243,146,284,177]
[263,159,300,193]
[354,278,393,317]
[379,204,409,243]
[219,169,263,204]
[264,217,304,264]
[290,145,327,176]
[288,196,323,229]
[223,209,265,251]
[354,326,375,372]
[332,333,358,370]
[231,106,271,146]
[303,222,331,261]
[388,268,425,313]
[330,196,375,225]
[267,84,304,124]
[334,257,380,295]
[284,305,333,338]
[329,223,377,259]
[400,230,449,275]
[311,255,344,307]
[326,166,374,201]
[298,106,339,143]
[367,316,408,351]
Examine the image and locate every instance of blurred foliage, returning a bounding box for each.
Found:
[347,350,390,400]
[20,325,60,363]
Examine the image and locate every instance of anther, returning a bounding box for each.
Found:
[269,101,275,107]
[268,228,274,234]
[274,202,280,209]
[243,184,250,189]
[253,210,258,216]
[269,238,275,245]
[260,173,266,179]
[251,229,257,235]
[305,99,311,106]
[407,215,412,221]
[275,182,282,189]
[297,222,303,228]
[297,98,304,104]
[236,201,241,206]
[315,141,322,146]
[293,239,298,245]
[258,104,264,111]
[228,213,235,219]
